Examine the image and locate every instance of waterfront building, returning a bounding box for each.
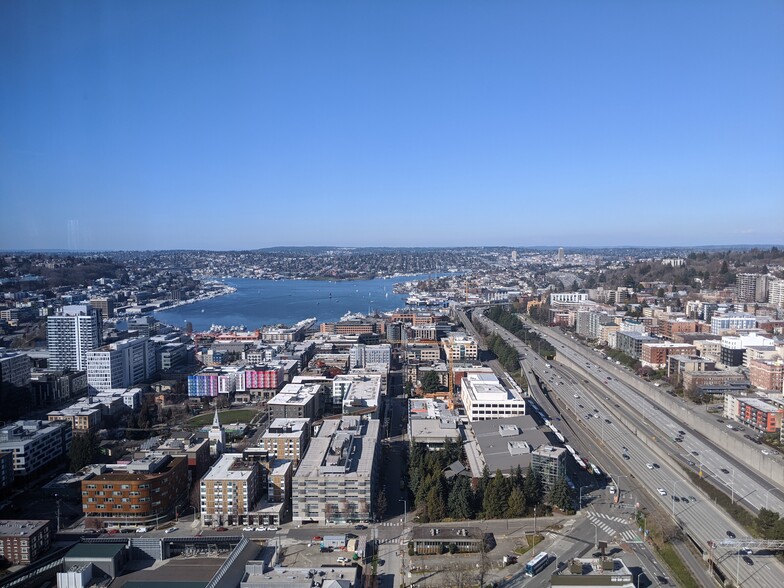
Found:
[47,305,103,371]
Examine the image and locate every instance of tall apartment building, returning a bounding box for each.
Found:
[292,416,379,525]
[0,350,32,391]
[187,366,243,398]
[736,274,769,303]
[86,337,156,392]
[200,453,262,527]
[47,305,103,371]
[531,445,568,492]
[266,459,292,505]
[0,520,52,565]
[0,420,72,477]
[261,418,311,464]
[244,364,285,391]
[0,452,14,493]
[769,278,784,308]
[81,455,188,529]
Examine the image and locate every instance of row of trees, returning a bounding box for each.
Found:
[485,305,556,357]
[755,508,784,540]
[407,442,575,523]
[485,334,519,373]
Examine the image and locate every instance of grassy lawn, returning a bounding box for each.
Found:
[514,534,544,557]
[187,408,259,427]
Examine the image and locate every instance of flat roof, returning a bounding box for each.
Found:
[66,542,125,559]
[471,416,550,474]
[203,453,255,482]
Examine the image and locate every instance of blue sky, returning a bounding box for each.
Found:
[1,1,783,250]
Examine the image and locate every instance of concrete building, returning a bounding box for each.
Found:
[261,418,311,464]
[86,336,156,392]
[460,372,526,421]
[444,333,478,362]
[334,373,382,418]
[0,452,13,493]
[47,305,103,371]
[244,364,285,392]
[667,355,716,386]
[470,416,550,475]
[720,333,775,367]
[725,394,783,433]
[266,459,292,506]
[711,313,757,335]
[267,383,323,420]
[89,297,115,319]
[411,526,485,555]
[531,445,569,492]
[47,405,102,435]
[551,558,634,588]
[615,332,657,360]
[349,343,391,369]
[0,520,52,565]
[0,420,72,477]
[0,349,32,390]
[407,398,461,450]
[200,453,262,527]
[550,292,588,305]
[29,368,87,405]
[683,370,748,393]
[81,455,188,529]
[292,416,379,524]
[156,342,189,372]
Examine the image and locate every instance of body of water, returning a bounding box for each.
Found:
[154,275,440,332]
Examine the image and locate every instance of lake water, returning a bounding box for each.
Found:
[154,275,436,331]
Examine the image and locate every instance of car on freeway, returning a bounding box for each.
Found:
[136,527,148,533]
[727,531,736,538]
[681,497,689,503]
[622,454,630,460]
[762,449,770,455]
[721,468,730,474]
[678,430,686,435]
[726,424,734,429]
[743,556,753,566]
[646,463,654,469]
[689,496,697,502]
[717,418,725,423]
[657,488,667,496]
[255,527,266,532]
[604,418,611,424]
[312,535,323,541]
[653,463,660,469]
[165,527,178,534]
[243,527,254,532]
[354,524,367,530]
[691,451,699,456]
[675,438,683,443]
[216,527,228,532]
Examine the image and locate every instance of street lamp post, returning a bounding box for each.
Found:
[579,486,590,510]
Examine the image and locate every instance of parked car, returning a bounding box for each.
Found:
[165,527,178,534]
[135,527,148,533]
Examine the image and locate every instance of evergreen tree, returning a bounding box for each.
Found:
[447,476,474,520]
[510,464,524,491]
[426,479,446,521]
[506,486,526,518]
[549,475,574,512]
[483,470,511,519]
[523,464,543,508]
[420,370,441,392]
[376,488,388,519]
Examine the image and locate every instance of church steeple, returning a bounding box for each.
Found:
[209,406,225,457]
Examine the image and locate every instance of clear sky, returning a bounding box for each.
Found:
[1,1,783,251]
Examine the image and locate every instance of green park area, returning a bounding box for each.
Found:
[187,408,259,427]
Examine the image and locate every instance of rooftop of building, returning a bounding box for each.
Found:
[295,418,379,480]
[0,520,49,538]
[462,372,524,403]
[268,383,322,406]
[471,416,550,474]
[203,453,257,482]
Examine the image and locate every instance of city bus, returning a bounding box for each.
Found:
[524,551,550,577]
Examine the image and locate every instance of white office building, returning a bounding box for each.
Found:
[86,337,156,392]
[460,372,526,421]
[47,305,103,371]
[0,420,72,477]
[349,344,392,369]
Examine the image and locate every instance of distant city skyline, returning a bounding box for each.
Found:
[2,1,783,250]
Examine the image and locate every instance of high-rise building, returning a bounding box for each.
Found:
[47,305,103,371]
[86,337,156,392]
[200,453,262,527]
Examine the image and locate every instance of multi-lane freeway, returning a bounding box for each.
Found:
[473,309,784,588]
